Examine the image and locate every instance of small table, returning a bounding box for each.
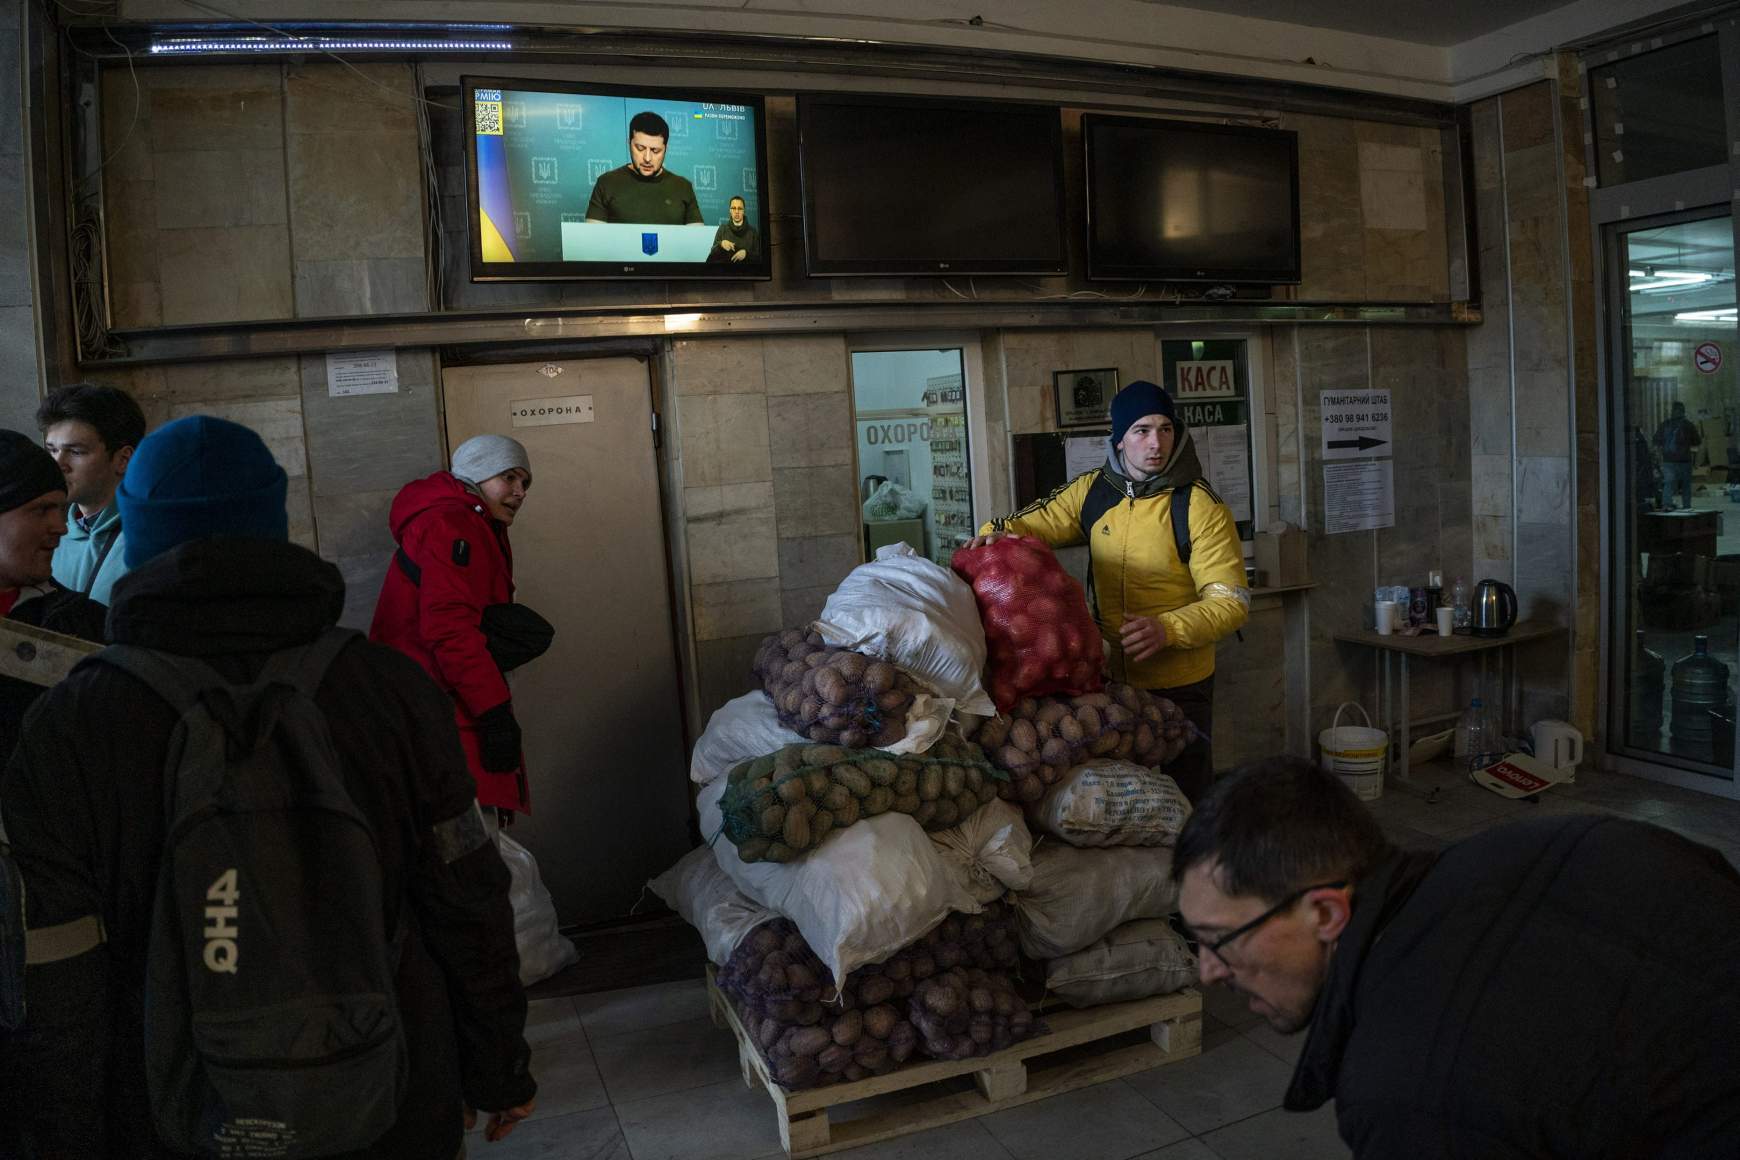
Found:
[1331,620,1565,781]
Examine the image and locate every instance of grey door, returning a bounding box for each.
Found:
[442,356,690,923]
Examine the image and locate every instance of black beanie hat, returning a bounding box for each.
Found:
[0,429,68,515]
[1110,380,1178,448]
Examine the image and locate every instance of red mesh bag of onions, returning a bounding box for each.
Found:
[952,536,1104,713]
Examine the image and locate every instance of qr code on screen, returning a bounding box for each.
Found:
[474,100,503,135]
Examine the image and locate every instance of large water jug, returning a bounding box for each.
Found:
[1670,635,1731,762]
[1629,632,1666,749]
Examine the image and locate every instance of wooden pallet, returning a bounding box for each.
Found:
[706,968,1202,1157]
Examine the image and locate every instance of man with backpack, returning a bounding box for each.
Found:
[0,430,107,762]
[0,416,536,1158]
[1654,400,1701,510]
[967,380,1249,800]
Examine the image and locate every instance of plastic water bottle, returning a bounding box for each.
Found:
[1450,577,1470,632]
[1455,697,1487,762]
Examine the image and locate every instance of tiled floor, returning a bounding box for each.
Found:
[468,762,1740,1160]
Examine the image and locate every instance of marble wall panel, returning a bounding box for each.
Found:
[764,335,849,396]
[767,391,853,469]
[684,481,779,586]
[772,464,858,539]
[691,578,783,642]
[671,337,767,396]
[677,392,773,488]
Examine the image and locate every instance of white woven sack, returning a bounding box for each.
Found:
[698,773,981,985]
[1045,919,1197,1008]
[1030,760,1192,848]
[690,692,809,786]
[1012,842,1179,959]
[929,799,1035,904]
[648,846,775,966]
[814,543,997,717]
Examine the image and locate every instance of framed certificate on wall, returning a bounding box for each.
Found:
[1053,367,1117,428]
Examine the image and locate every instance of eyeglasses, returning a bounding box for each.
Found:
[1189,880,1347,965]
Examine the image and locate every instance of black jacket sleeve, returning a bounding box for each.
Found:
[393,663,536,1112]
[0,685,115,1156]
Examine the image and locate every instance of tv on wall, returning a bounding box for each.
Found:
[464,76,771,280]
[797,93,1067,277]
[1083,115,1300,284]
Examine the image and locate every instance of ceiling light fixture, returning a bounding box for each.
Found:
[150,36,513,54]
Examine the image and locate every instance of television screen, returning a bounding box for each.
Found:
[798,94,1066,276]
[1084,116,1300,283]
[464,77,770,280]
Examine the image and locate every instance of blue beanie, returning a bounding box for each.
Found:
[116,415,289,568]
[1110,380,1178,449]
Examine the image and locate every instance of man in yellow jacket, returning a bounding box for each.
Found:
[970,380,1248,799]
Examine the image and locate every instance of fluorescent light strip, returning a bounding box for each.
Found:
[1673,308,1737,322]
[150,39,512,53]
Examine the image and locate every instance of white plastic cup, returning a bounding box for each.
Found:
[1375,601,1396,635]
[1436,606,1454,635]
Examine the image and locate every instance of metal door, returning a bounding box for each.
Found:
[441,356,691,923]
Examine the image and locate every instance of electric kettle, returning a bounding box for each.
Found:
[1531,720,1584,778]
[1470,579,1518,637]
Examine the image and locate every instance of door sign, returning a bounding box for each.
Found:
[510,394,595,427]
[1174,360,1238,401]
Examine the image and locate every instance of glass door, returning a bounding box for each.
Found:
[1607,211,1739,787]
[849,345,980,568]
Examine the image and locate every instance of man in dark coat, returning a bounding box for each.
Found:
[1174,757,1740,1159]
[0,416,536,1158]
[0,429,107,761]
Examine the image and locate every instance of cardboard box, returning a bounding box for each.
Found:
[1253,528,1308,588]
[865,518,926,558]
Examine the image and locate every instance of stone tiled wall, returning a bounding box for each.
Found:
[102,62,428,325]
[0,0,39,431]
[1464,79,1590,730]
[1294,326,1475,742]
[1287,114,1452,302]
[89,62,442,628]
[665,334,861,725]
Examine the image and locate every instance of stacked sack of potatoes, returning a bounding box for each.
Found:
[960,686,1194,804]
[752,628,925,749]
[717,736,1002,863]
[717,903,1041,1089]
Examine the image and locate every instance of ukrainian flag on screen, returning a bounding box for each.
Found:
[475,93,516,263]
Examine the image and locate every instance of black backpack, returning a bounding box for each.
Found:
[95,628,407,1158]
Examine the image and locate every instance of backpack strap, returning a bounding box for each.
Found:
[1171,481,1194,567]
[1075,470,1126,542]
[394,546,421,586]
[92,643,224,719]
[256,627,360,699]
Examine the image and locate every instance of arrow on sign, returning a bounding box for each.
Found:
[1327,436,1388,451]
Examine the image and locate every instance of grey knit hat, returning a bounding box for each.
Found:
[450,434,532,487]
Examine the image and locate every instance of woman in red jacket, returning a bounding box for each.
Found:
[371,435,534,818]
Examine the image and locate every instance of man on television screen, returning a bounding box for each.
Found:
[584,111,703,226]
[707,196,762,264]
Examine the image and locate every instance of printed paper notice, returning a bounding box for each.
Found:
[1196,425,1252,522]
[1064,436,1103,480]
[324,350,399,397]
[1320,388,1391,459]
[1323,460,1394,534]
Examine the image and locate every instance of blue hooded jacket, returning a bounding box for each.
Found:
[51,502,127,606]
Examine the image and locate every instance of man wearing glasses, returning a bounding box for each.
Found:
[1174,757,1740,1158]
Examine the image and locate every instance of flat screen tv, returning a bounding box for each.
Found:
[1084,115,1300,284]
[798,93,1066,276]
[464,76,770,280]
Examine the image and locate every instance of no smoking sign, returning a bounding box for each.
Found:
[1695,342,1723,374]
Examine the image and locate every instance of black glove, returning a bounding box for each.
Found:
[476,703,523,772]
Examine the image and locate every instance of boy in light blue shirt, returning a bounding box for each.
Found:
[37,384,146,606]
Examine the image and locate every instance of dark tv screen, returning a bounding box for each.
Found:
[1085,116,1300,283]
[799,94,1066,276]
[464,76,770,280]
